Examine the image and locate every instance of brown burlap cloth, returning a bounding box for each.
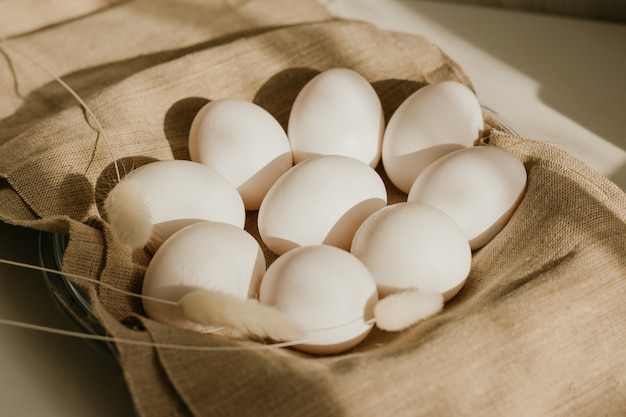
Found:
[1,0,625,416]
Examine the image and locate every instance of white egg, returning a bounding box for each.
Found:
[381,80,484,193]
[142,221,266,331]
[257,155,387,255]
[407,146,527,249]
[259,245,378,355]
[350,202,471,302]
[288,68,384,168]
[188,99,293,210]
[110,159,245,253]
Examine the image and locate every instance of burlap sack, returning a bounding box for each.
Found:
[1,1,625,416]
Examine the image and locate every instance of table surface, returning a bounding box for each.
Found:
[1,1,625,416]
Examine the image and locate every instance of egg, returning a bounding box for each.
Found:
[287,68,384,167]
[259,245,378,355]
[105,159,245,253]
[188,99,293,210]
[381,80,484,193]
[142,221,266,331]
[257,155,387,255]
[407,146,527,249]
[350,202,471,302]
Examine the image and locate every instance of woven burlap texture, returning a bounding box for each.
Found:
[1,1,625,416]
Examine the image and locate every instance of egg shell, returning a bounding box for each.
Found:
[407,146,527,249]
[142,221,266,331]
[381,80,484,193]
[350,202,471,302]
[121,160,245,253]
[259,245,378,355]
[257,155,387,255]
[287,68,384,168]
[188,99,293,210]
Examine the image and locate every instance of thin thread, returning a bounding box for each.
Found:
[0,258,379,347]
[0,318,286,351]
[0,40,121,182]
[0,259,178,306]
[0,317,377,352]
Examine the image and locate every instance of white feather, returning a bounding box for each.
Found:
[104,179,152,249]
[178,289,306,342]
[374,290,444,332]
